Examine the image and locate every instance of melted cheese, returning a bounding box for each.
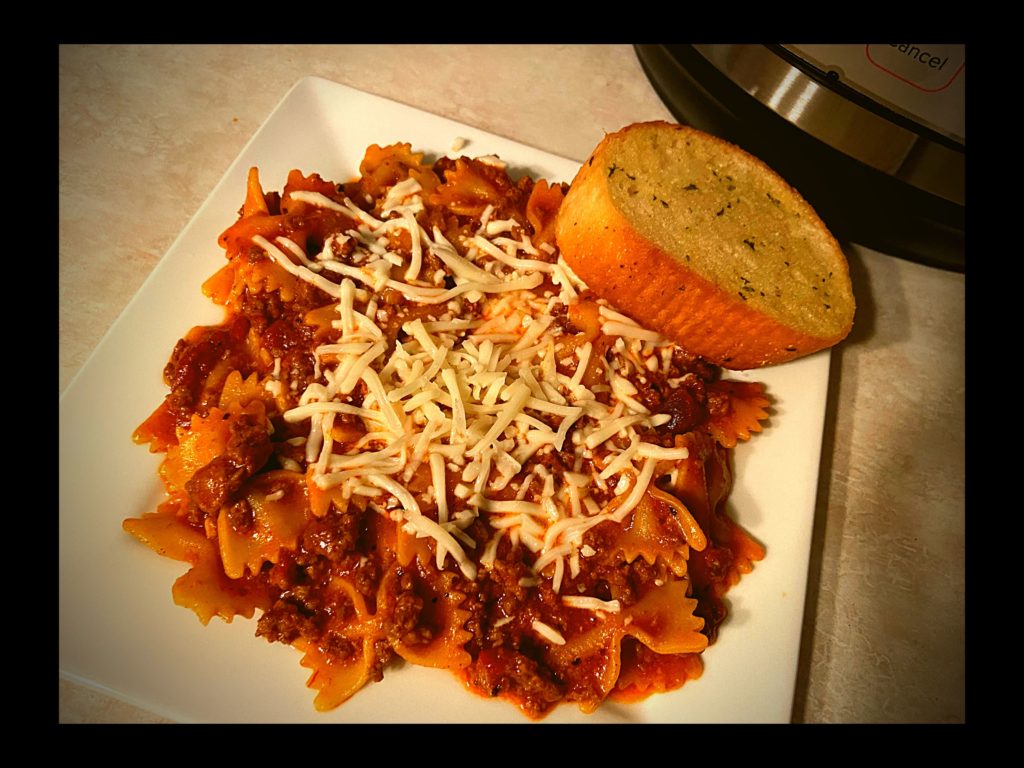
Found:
[531,620,566,646]
[562,596,621,614]
[273,168,697,592]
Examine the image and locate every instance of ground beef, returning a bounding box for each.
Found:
[239,291,285,337]
[162,316,251,426]
[256,594,321,645]
[186,458,248,515]
[261,315,313,358]
[184,410,273,514]
[385,569,432,647]
[301,508,360,563]
[320,631,356,662]
[282,348,317,394]
[468,646,564,718]
[225,498,254,534]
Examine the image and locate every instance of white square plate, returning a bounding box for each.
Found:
[59,76,829,723]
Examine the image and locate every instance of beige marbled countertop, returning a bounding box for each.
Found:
[58,44,965,724]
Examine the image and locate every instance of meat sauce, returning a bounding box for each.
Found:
[127,145,767,719]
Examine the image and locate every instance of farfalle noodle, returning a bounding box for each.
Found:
[125,142,769,718]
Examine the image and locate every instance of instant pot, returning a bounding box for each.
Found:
[635,44,965,271]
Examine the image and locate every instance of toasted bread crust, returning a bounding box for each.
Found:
[556,122,854,369]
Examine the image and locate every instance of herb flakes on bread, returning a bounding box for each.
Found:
[555,121,855,369]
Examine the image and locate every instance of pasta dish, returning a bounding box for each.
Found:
[125,143,769,718]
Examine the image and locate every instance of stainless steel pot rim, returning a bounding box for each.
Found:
[692,44,964,207]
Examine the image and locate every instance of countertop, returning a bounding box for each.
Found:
[58,44,965,724]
